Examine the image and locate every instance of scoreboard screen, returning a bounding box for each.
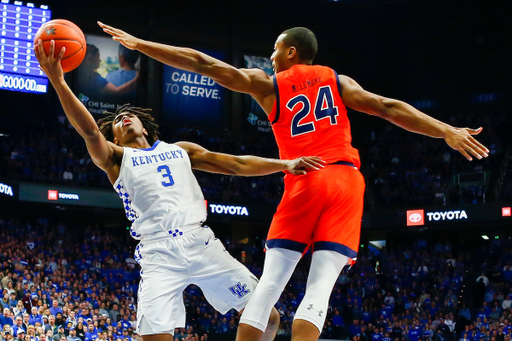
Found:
[0,1,51,94]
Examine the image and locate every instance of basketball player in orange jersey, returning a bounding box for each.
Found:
[99,22,489,341]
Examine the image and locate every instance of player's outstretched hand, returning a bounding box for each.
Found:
[286,156,326,175]
[444,127,489,161]
[98,22,141,50]
[34,39,65,81]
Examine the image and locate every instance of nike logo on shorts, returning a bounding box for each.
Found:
[205,237,211,245]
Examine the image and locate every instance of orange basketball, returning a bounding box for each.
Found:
[34,19,86,73]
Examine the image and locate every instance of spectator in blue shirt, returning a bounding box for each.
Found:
[332,310,344,329]
[84,323,97,341]
[49,301,63,317]
[11,316,24,337]
[120,329,131,341]
[78,308,91,320]
[423,324,434,341]
[482,302,492,316]
[118,316,130,331]
[67,328,80,341]
[372,331,383,341]
[409,326,421,341]
[459,303,471,321]
[383,332,392,341]
[28,307,42,326]
[350,320,361,337]
[0,308,13,326]
[8,293,17,308]
[460,333,471,341]
[29,286,38,301]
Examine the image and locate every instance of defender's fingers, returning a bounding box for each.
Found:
[102,28,119,36]
[304,156,326,164]
[466,139,488,158]
[464,144,483,159]
[469,136,489,154]
[307,159,325,168]
[299,160,320,170]
[468,127,483,135]
[97,21,117,31]
[458,147,472,161]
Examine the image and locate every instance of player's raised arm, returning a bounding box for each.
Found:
[98,22,274,100]
[338,75,489,161]
[175,142,325,176]
[35,40,122,181]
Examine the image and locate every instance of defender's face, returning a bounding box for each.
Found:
[112,112,147,146]
[271,34,289,74]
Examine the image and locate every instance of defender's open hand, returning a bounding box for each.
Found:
[444,127,489,161]
[286,156,326,175]
[98,21,141,50]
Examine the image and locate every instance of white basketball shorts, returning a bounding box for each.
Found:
[135,226,257,335]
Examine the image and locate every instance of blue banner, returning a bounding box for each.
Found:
[243,55,273,133]
[73,34,142,115]
[162,50,225,127]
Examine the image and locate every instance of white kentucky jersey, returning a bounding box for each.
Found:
[113,140,206,239]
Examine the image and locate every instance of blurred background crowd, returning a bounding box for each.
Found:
[1,215,512,341]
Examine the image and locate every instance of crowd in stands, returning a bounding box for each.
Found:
[0,106,509,209]
[361,108,509,209]
[0,117,284,206]
[2,212,512,341]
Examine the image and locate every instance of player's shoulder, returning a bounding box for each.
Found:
[173,141,203,156]
[240,67,271,79]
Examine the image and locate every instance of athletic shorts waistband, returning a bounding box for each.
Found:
[139,223,207,241]
[331,161,357,169]
[266,239,359,259]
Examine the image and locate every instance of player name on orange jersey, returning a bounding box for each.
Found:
[291,76,323,92]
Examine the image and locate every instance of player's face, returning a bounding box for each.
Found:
[271,34,289,74]
[112,112,147,146]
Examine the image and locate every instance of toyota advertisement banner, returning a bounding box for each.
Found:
[406,205,511,227]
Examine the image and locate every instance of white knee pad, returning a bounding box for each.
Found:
[239,248,302,331]
[294,250,349,332]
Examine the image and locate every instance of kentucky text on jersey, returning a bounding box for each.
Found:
[291,76,322,92]
[131,149,184,167]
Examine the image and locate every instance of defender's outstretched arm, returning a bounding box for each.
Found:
[98,22,274,101]
[338,75,489,161]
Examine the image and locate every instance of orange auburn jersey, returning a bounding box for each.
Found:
[268,64,361,169]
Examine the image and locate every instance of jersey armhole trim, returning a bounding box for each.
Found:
[112,147,129,188]
[333,70,343,98]
[271,76,281,125]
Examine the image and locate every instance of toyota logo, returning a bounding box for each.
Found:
[409,213,422,223]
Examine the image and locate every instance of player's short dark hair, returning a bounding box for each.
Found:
[281,27,318,63]
[118,45,140,67]
[97,104,159,146]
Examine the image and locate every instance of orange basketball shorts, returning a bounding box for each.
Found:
[266,163,365,259]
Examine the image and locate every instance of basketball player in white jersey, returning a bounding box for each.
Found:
[35,40,325,341]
